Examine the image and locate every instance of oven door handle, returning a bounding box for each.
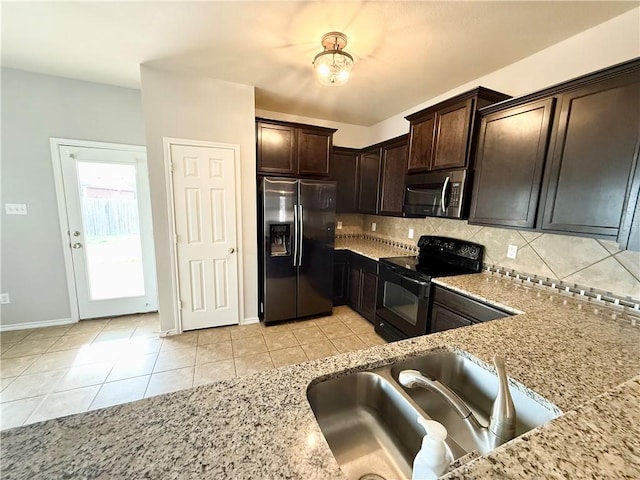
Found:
[400,275,429,298]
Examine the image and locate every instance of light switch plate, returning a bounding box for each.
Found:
[337,221,343,230]
[371,222,377,232]
[408,228,414,239]
[507,244,518,259]
[0,293,9,304]
[5,204,27,215]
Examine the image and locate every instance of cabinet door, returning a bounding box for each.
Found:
[470,98,555,228]
[257,122,296,175]
[333,260,348,306]
[358,149,381,214]
[360,271,378,323]
[379,142,408,216]
[540,73,640,237]
[330,150,359,213]
[348,265,362,310]
[298,129,331,177]
[429,303,472,333]
[431,99,473,170]
[408,114,435,173]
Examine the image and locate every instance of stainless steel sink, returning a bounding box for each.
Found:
[307,351,560,480]
[307,371,425,480]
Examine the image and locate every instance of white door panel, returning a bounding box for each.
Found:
[171,144,239,330]
[56,143,157,319]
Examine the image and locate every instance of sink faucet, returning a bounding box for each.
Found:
[398,355,516,452]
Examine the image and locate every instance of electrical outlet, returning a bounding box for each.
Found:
[507,244,518,259]
[337,221,343,230]
[371,222,377,232]
[408,228,414,239]
[5,204,27,215]
[0,293,10,304]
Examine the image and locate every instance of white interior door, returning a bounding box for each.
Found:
[57,143,157,319]
[170,143,240,330]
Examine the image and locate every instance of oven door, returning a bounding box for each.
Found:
[375,262,430,338]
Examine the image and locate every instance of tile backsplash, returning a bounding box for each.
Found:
[336,214,640,301]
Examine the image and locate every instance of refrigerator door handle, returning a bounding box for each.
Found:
[298,204,304,266]
[293,204,299,267]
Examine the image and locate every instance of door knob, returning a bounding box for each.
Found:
[72,242,83,249]
[72,230,81,237]
[228,247,235,254]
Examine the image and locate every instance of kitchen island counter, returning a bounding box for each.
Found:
[2,272,639,479]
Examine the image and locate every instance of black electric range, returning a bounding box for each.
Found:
[375,236,484,342]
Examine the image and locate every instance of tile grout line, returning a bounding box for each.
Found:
[611,251,640,284]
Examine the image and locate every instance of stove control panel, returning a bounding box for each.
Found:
[417,236,482,261]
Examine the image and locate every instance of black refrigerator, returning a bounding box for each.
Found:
[258,177,336,324]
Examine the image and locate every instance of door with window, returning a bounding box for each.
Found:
[55,141,157,319]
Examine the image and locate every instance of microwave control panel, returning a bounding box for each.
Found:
[449,181,462,207]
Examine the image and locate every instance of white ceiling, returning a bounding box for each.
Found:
[2,1,637,126]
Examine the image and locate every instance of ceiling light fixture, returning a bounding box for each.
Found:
[313,32,354,87]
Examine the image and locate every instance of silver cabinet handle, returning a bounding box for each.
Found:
[72,243,83,249]
[441,176,450,212]
[228,247,235,254]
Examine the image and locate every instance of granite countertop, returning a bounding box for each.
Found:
[2,273,640,479]
[335,237,415,260]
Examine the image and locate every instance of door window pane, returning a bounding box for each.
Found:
[77,162,145,300]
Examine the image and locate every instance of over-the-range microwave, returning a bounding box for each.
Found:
[403,169,467,219]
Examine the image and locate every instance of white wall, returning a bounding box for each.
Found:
[0,68,146,328]
[255,108,372,148]
[368,7,640,144]
[140,66,257,333]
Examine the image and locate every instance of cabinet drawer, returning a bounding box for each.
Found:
[433,286,509,323]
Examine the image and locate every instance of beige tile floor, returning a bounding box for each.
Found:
[0,305,384,431]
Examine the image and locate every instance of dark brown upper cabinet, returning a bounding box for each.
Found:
[406,87,511,173]
[469,58,640,249]
[431,99,474,170]
[256,118,336,177]
[331,134,408,216]
[329,147,359,213]
[379,136,409,216]
[357,148,381,214]
[470,98,555,228]
[540,69,640,242]
[407,113,434,172]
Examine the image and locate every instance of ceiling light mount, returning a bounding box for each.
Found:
[313,31,353,87]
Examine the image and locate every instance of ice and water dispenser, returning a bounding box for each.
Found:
[269,223,291,257]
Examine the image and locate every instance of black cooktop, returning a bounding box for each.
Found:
[380,256,479,279]
[380,236,485,280]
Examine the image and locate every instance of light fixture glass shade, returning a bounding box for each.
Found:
[313,32,354,86]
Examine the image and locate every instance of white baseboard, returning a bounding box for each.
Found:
[0,317,77,332]
[242,317,260,325]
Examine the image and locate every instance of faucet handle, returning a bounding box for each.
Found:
[489,355,516,442]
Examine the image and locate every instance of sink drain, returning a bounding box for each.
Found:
[358,475,386,480]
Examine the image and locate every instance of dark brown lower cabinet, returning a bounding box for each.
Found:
[430,303,472,333]
[346,252,378,323]
[429,286,510,333]
[333,250,349,306]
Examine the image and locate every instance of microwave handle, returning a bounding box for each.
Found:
[441,176,450,211]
